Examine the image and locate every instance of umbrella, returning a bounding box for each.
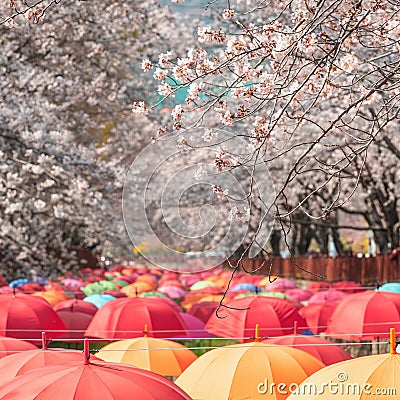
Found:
[287,328,399,399]
[326,291,400,340]
[61,278,83,290]
[179,313,213,338]
[0,341,192,400]
[32,290,70,306]
[0,336,37,359]
[56,310,94,339]
[190,280,216,291]
[83,294,116,308]
[96,336,197,376]
[53,299,98,316]
[0,346,97,385]
[285,288,313,302]
[307,289,346,304]
[258,276,281,287]
[264,328,352,366]
[101,289,127,298]
[231,283,260,292]
[139,291,167,298]
[0,293,67,341]
[332,281,364,293]
[158,285,187,299]
[175,341,324,400]
[121,281,155,296]
[81,280,118,296]
[9,279,29,288]
[306,281,331,293]
[187,301,218,323]
[267,279,298,292]
[205,296,308,341]
[378,282,400,294]
[298,301,339,334]
[85,297,188,339]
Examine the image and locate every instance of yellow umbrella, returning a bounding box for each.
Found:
[287,328,400,399]
[96,335,197,377]
[175,326,324,400]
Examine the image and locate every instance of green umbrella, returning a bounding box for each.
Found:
[139,291,168,298]
[190,281,216,291]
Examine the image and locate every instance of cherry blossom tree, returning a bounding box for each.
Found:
[133,0,400,258]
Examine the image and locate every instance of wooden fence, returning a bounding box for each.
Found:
[224,254,400,284]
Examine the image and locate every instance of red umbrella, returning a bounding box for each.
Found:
[53,299,98,316]
[0,336,37,359]
[101,289,127,298]
[0,293,67,341]
[56,310,94,339]
[187,301,218,323]
[264,331,352,366]
[85,297,188,339]
[179,313,213,338]
[326,291,400,340]
[298,301,339,334]
[0,347,98,385]
[307,289,346,304]
[0,342,192,400]
[306,281,331,293]
[205,296,308,342]
[332,280,365,293]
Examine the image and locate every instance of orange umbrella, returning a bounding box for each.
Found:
[287,328,400,399]
[96,336,197,376]
[32,290,70,306]
[136,274,159,287]
[181,294,223,308]
[121,281,155,296]
[175,340,324,400]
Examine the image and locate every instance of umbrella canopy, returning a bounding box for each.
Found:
[0,293,67,341]
[287,330,400,399]
[121,281,155,296]
[285,288,313,302]
[306,281,331,293]
[231,283,260,292]
[85,297,188,339]
[0,359,193,400]
[190,280,216,291]
[158,285,187,299]
[179,313,213,338]
[56,310,94,339]
[298,301,339,334]
[378,282,400,294]
[139,291,167,298]
[264,333,352,366]
[0,336,37,359]
[32,290,70,306]
[81,280,118,297]
[96,336,197,376]
[83,294,116,308]
[205,296,308,341]
[266,279,298,292]
[326,291,400,340]
[53,299,98,316]
[187,301,218,323]
[308,289,347,304]
[175,342,324,400]
[0,348,97,385]
[332,281,364,293]
[61,278,83,290]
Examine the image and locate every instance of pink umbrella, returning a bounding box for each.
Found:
[179,313,213,338]
[307,289,346,304]
[187,302,218,323]
[266,279,297,292]
[158,286,187,299]
[285,288,313,302]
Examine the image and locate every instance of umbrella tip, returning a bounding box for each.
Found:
[293,321,298,335]
[41,331,48,350]
[255,324,260,342]
[390,328,397,354]
[143,324,148,337]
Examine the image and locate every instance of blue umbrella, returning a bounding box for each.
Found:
[378,282,400,293]
[83,294,116,309]
[8,278,28,288]
[231,283,260,292]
